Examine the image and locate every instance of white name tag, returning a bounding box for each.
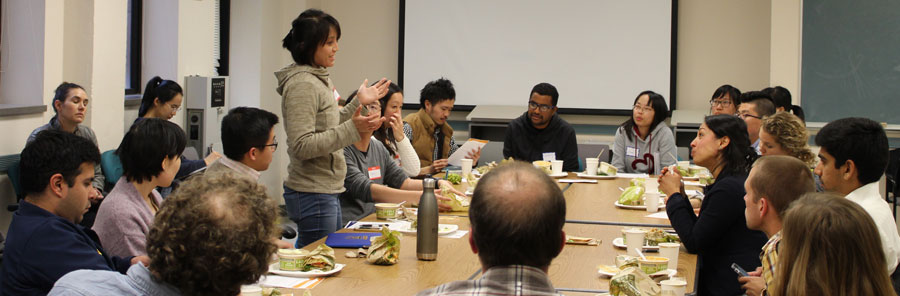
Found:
[542,152,556,161]
[626,147,639,158]
[333,87,342,102]
[367,166,382,180]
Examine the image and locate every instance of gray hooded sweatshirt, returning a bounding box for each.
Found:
[276,64,361,193]
[611,122,677,174]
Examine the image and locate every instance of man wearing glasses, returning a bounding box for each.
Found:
[503,83,579,172]
[206,107,280,181]
[737,91,776,154]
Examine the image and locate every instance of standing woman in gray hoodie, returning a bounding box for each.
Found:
[276,9,389,247]
[611,91,677,174]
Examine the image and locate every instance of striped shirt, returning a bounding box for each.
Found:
[416,265,561,296]
[760,231,781,292]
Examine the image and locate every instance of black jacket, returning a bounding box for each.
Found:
[503,112,579,171]
[666,173,767,296]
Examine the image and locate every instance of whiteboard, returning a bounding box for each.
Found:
[402,0,674,113]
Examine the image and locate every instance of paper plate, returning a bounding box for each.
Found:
[614,200,665,210]
[397,224,459,235]
[576,172,616,179]
[611,237,659,251]
[269,263,345,278]
[597,264,675,278]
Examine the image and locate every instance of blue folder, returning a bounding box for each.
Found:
[325,232,382,248]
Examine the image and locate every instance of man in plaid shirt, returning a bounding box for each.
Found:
[417,161,565,296]
[738,156,816,296]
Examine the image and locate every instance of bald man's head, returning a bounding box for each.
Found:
[469,161,566,269]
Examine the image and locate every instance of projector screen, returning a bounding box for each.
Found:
[401,0,675,114]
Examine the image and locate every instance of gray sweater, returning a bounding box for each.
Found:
[339,140,408,225]
[276,64,362,194]
[611,122,677,174]
[28,116,105,191]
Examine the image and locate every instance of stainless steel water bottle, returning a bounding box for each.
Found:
[417,178,438,260]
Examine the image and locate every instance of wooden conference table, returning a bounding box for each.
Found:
[277,172,699,295]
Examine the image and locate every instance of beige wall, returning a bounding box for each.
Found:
[319,0,400,96]
[769,0,803,104]
[675,0,772,112]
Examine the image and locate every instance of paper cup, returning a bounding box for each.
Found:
[585,158,600,175]
[645,192,659,213]
[240,285,263,295]
[660,279,687,296]
[645,178,659,193]
[461,158,473,176]
[375,203,400,219]
[658,242,680,270]
[623,228,646,257]
[551,160,564,174]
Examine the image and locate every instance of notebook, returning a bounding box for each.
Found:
[324,232,381,248]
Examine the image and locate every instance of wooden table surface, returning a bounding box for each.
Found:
[270,172,700,295]
[551,223,696,294]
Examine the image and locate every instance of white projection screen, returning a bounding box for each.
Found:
[401,0,675,114]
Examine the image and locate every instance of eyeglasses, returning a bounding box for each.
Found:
[260,138,278,151]
[633,105,654,113]
[709,99,733,107]
[528,101,554,112]
[169,104,181,111]
[365,104,382,113]
[738,113,762,120]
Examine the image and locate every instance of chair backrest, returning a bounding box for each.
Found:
[7,160,23,201]
[577,143,612,171]
[100,150,123,189]
[479,142,505,165]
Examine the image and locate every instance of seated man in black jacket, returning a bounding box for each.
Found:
[503,83,579,172]
[0,130,147,295]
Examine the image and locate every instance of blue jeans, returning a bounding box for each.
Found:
[283,186,343,248]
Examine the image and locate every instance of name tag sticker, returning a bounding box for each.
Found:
[333,87,342,102]
[626,147,638,158]
[542,152,557,161]
[368,166,382,180]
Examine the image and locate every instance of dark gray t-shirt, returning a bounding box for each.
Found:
[340,140,409,224]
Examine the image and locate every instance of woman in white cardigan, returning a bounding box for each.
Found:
[373,83,421,176]
[349,83,421,176]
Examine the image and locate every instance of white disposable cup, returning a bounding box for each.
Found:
[623,229,646,257]
[461,158,473,176]
[240,285,262,296]
[551,160,564,174]
[585,158,599,175]
[677,161,690,170]
[645,192,659,213]
[660,279,687,296]
[658,242,680,270]
[645,178,659,193]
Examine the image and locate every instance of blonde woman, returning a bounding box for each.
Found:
[758,112,823,191]
[771,193,895,296]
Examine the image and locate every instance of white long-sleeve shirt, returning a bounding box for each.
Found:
[375,136,421,177]
[845,182,900,274]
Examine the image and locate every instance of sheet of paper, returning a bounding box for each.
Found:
[441,230,469,239]
[645,211,669,219]
[343,221,408,231]
[260,275,325,289]
[616,173,650,178]
[447,139,489,166]
[558,179,598,183]
[685,189,703,198]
